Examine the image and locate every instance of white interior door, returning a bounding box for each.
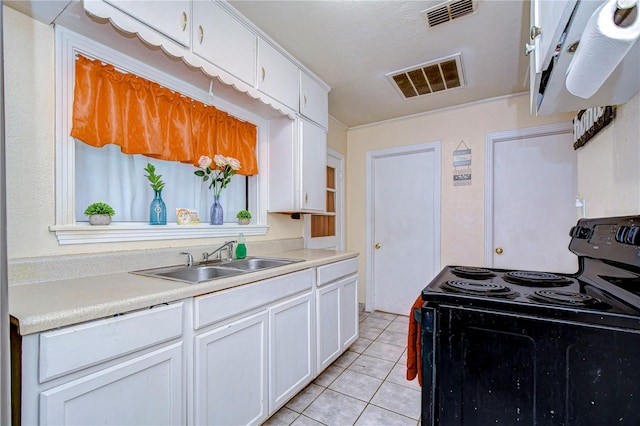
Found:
[367,143,441,315]
[487,123,578,273]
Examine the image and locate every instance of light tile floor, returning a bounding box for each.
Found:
[265,311,421,426]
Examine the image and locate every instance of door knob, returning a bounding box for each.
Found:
[375,243,381,249]
[495,247,504,255]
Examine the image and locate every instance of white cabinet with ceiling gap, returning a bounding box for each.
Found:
[19,302,186,425]
[316,258,359,372]
[102,0,191,47]
[269,117,327,213]
[192,0,257,86]
[258,38,300,111]
[269,291,315,413]
[300,71,329,129]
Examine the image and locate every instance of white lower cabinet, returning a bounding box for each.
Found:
[194,310,269,426]
[316,258,359,372]
[40,342,184,425]
[269,291,315,413]
[18,259,358,425]
[20,301,186,426]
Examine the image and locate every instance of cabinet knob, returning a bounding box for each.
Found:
[524,43,535,56]
[261,67,266,82]
[375,243,382,249]
[530,25,542,40]
[303,95,307,108]
[495,247,504,255]
[304,192,309,204]
[181,11,187,32]
[198,25,204,44]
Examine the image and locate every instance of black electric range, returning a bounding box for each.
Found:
[420,216,640,425]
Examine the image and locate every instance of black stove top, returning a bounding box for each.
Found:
[423,216,640,330]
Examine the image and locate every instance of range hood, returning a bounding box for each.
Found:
[533,0,640,115]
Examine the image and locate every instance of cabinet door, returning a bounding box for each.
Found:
[258,38,299,110]
[300,71,329,129]
[300,119,327,212]
[269,291,315,412]
[104,0,191,46]
[194,311,268,426]
[40,342,184,425]
[192,0,256,86]
[340,276,359,349]
[316,281,341,372]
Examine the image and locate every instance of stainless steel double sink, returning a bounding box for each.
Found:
[131,257,303,284]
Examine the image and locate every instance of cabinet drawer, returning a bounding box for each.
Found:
[195,269,314,330]
[316,258,358,287]
[39,302,184,382]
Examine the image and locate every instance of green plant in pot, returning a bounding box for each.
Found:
[236,209,252,225]
[84,202,115,225]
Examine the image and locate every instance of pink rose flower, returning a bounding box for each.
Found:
[198,155,212,169]
[227,157,241,171]
[213,154,227,168]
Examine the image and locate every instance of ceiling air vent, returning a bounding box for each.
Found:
[422,0,476,28]
[386,54,466,99]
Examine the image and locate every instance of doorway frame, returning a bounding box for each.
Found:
[484,121,574,266]
[365,141,442,312]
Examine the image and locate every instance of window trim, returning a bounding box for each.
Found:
[51,27,269,244]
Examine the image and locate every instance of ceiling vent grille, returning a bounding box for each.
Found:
[386,54,466,99]
[422,0,476,28]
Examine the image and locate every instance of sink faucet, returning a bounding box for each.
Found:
[180,252,194,267]
[203,240,236,262]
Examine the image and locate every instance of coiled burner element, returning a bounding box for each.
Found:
[451,266,496,279]
[528,290,610,308]
[442,280,518,298]
[503,271,572,287]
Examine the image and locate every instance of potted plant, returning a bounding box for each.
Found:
[144,163,167,225]
[236,209,252,225]
[84,202,116,225]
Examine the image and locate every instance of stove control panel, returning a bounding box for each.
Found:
[615,226,640,245]
[569,216,640,267]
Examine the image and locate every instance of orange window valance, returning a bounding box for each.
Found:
[70,55,258,176]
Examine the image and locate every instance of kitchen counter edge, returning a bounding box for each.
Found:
[10,249,359,335]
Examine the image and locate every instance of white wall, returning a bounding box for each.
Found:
[576,92,640,217]
[3,7,303,260]
[346,94,576,303]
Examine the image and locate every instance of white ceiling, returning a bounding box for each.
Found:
[229,0,532,128]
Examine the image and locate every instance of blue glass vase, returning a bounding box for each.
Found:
[210,194,223,225]
[150,189,167,225]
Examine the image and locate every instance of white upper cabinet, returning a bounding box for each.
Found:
[300,119,327,212]
[192,0,257,86]
[103,0,191,46]
[257,38,300,111]
[300,71,329,129]
[529,0,576,74]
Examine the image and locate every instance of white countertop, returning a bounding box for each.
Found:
[10,249,358,335]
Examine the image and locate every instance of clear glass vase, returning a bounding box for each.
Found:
[210,194,223,225]
[150,189,167,225]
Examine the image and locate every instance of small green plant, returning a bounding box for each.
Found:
[84,202,115,216]
[144,163,165,192]
[236,210,252,219]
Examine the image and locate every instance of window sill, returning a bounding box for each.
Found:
[49,223,269,245]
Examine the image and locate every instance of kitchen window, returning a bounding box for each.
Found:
[50,28,269,244]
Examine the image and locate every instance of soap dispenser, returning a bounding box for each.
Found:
[236,233,247,259]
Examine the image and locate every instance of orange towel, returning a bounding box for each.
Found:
[406,295,423,386]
